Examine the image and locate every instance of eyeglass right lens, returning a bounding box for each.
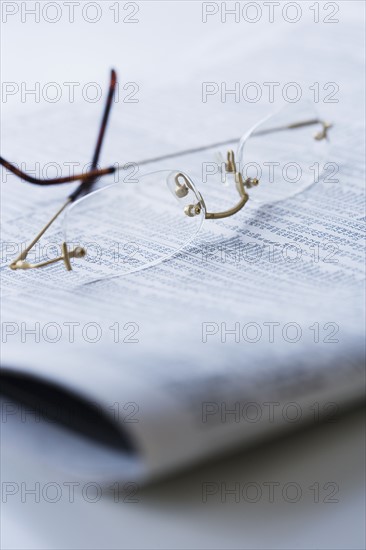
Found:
[62,170,205,280]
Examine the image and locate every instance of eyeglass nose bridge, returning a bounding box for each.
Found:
[204,150,259,220]
[173,152,259,221]
[171,171,205,218]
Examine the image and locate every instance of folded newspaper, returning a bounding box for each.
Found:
[1,98,364,483]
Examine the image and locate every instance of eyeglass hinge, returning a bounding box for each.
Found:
[9,243,86,271]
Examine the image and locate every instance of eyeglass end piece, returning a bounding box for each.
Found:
[62,244,87,271]
[9,260,28,270]
[314,121,332,141]
[244,177,259,188]
[184,204,201,217]
[110,69,117,86]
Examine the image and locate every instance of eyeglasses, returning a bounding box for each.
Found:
[2,70,332,279]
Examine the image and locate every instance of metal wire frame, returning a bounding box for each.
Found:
[2,70,332,271]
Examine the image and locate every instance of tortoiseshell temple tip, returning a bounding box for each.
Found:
[68,69,118,202]
[0,156,115,186]
[110,69,117,88]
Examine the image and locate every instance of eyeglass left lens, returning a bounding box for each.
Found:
[236,102,331,204]
[62,170,205,279]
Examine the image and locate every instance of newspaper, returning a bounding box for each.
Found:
[1,90,365,483]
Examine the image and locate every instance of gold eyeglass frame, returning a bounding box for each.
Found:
[1,69,331,272]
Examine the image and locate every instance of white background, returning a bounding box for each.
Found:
[1,1,365,549]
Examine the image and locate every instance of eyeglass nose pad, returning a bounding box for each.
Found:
[166,171,193,203]
[174,173,190,198]
[165,171,206,219]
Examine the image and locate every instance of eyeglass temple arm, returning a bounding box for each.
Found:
[68,68,117,201]
[252,118,332,140]
[1,115,330,187]
[0,156,116,185]
[1,69,117,189]
[9,69,117,271]
[9,199,72,270]
[8,199,85,270]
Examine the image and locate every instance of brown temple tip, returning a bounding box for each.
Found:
[110,69,117,88]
